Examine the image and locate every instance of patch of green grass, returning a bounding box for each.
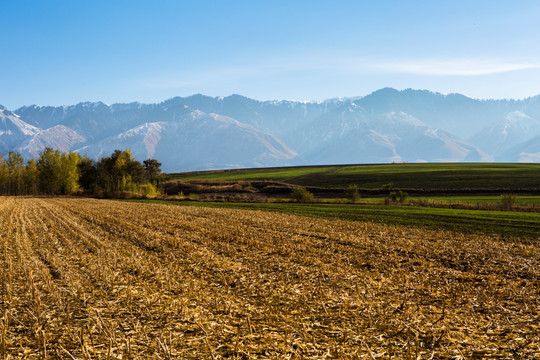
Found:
[169,166,336,182]
[121,199,540,240]
[169,163,540,191]
[422,195,540,206]
[360,195,540,206]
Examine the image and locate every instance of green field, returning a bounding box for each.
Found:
[170,163,540,191]
[124,199,540,240]
[159,163,540,240]
[354,195,540,206]
[411,195,540,206]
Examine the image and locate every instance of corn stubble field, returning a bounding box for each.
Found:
[0,198,538,359]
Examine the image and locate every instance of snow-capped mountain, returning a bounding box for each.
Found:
[470,111,540,159]
[2,88,540,171]
[0,105,40,153]
[297,106,489,164]
[77,111,298,172]
[16,125,86,158]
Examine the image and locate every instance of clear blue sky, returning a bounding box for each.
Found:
[2,0,540,109]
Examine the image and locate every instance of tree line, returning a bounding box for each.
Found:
[0,148,162,196]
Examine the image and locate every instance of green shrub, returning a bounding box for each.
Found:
[500,194,517,210]
[389,190,408,203]
[291,187,314,203]
[346,184,360,203]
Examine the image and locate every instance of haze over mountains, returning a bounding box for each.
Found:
[2,88,540,172]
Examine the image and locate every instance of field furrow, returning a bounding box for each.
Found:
[0,197,538,359]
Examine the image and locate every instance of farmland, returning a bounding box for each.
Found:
[1,197,538,358]
[129,199,540,240]
[171,163,540,191]
[164,163,540,214]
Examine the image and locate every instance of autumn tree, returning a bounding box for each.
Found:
[0,154,8,194]
[24,159,39,195]
[96,149,145,192]
[37,147,62,194]
[77,155,98,191]
[143,158,162,185]
[57,152,81,194]
[7,151,24,195]
[0,148,155,196]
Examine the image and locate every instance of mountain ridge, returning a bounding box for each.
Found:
[2,88,540,171]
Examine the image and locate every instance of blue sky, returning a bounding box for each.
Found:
[2,0,540,108]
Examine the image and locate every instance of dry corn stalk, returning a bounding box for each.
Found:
[0,196,537,358]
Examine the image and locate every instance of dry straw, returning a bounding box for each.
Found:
[0,197,538,358]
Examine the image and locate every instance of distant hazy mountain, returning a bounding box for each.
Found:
[77,111,298,172]
[2,88,540,171]
[297,105,489,164]
[470,111,540,159]
[353,88,540,136]
[501,135,540,162]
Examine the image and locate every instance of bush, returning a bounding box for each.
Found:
[346,184,360,203]
[500,194,517,210]
[291,187,314,203]
[389,190,408,203]
[141,183,159,197]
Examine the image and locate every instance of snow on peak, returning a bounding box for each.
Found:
[505,110,533,123]
[10,116,41,136]
[385,111,426,127]
[0,108,41,136]
[500,111,540,137]
[16,125,85,158]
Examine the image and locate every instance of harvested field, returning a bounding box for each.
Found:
[0,197,538,359]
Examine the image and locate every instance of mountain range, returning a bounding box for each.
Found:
[2,88,540,172]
